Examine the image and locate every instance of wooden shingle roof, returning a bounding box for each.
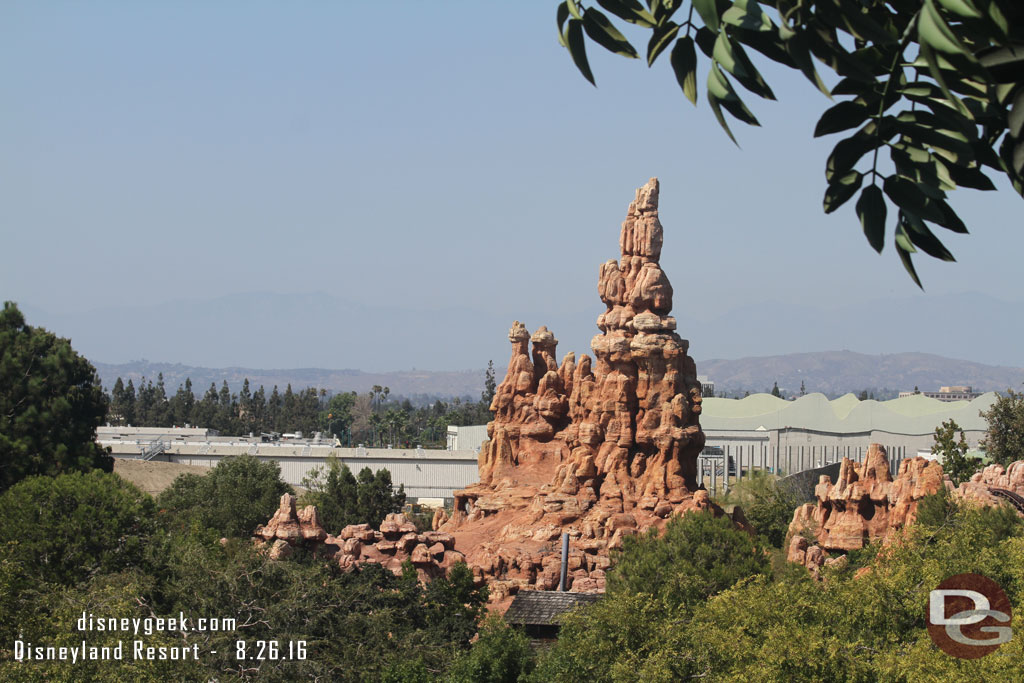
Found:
[504,591,603,626]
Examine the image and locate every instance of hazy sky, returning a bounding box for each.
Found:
[3,2,1022,370]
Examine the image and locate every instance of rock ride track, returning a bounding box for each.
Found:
[990,488,1024,514]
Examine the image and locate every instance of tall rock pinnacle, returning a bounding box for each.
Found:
[441,178,718,598]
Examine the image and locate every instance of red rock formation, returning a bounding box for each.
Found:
[786,447,1024,576]
[437,178,725,597]
[957,461,1024,507]
[330,513,466,581]
[788,445,946,557]
[256,493,328,545]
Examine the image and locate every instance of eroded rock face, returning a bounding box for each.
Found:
[788,445,946,555]
[787,445,1024,577]
[957,461,1024,507]
[256,494,327,544]
[441,178,722,596]
[330,513,466,582]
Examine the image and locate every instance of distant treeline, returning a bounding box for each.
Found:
[104,364,497,448]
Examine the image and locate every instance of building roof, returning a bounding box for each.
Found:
[504,591,602,626]
[700,392,997,435]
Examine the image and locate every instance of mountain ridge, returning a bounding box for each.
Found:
[93,350,1024,401]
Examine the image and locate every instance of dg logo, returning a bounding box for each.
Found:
[928,573,1013,659]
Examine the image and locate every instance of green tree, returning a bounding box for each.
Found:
[932,417,980,484]
[608,510,770,610]
[555,0,1023,285]
[482,360,497,405]
[445,615,535,683]
[156,455,293,537]
[0,471,155,586]
[718,470,805,547]
[0,301,112,492]
[980,386,1024,466]
[300,460,406,531]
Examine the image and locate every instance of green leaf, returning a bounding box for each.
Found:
[827,0,898,45]
[596,0,656,27]
[826,125,883,182]
[647,21,681,66]
[901,212,956,261]
[945,162,997,191]
[557,2,570,47]
[786,34,831,97]
[882,175,965,232]
[856,185,887,253]
[712,33,744,77]
[722,1,773,32]
[814,101,871,137]
[566,19,596,85]
[671,36,699,105]
[692,0,720,32]
[584,7,640,58]
[708,95,739,146]
[823,171,864,213]
[567,0,583,20]
[914,43,971,118]
[894,223,924,288]
[936,0,983,20]
[712,33,776,100]
[919,0,974,57]
[1009,85,1024,139]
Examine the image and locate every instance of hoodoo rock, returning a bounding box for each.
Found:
[255,179,736,599]
[437,177,730,597]
[256,494,327,544]
[787,444,1024,576]
[788,445,946,559]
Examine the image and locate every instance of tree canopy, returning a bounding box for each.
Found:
[556,0,1023,285]
[156,455,293,537]
[0,301,111,492]
[300,459,407,531]
[0,471,155,586]
[980,386,1024,466]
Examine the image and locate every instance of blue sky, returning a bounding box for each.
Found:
[3,2,1022,370]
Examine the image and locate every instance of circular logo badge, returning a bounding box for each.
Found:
[927,573,1013,659]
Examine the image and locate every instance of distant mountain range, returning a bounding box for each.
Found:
[93,351,1024,401]
[21,289,1024,373]
[699,351,1024,398]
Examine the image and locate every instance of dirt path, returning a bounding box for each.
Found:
[113,458,211,496]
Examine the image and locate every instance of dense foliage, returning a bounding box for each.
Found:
[0,301,111,492]
[607,511,770,609]
[104,368,495,448]
[0,472,488,681]
[156,455,293,538]
[299,458,407,531]
[715,470,807,547]
[555,0,1023,285]
[512,496,1024,681]
[0,471,155,587]
[980,386,1024,467]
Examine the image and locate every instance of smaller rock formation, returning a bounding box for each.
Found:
[331,513,466,582]
[787,444,947,575]
[787,445,1024,577]
[256,493,328,545]
[788,444,945,554]
[956,461,1024,508]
